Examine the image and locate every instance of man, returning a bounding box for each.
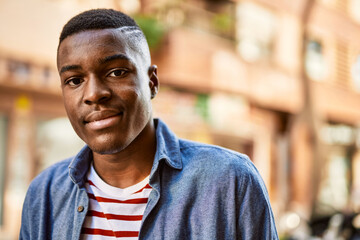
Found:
[20,9,278,239]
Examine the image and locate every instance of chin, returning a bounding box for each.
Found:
[90,144,125,155]
[84,133,129,155]
[87,137,130,155]
[94,149,122,155]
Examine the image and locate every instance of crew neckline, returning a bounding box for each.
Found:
[88,163,150,198]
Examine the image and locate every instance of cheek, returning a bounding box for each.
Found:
[122,82,150,106]
[64,99,76,120]
[134,87,152,112]
[63,99,83,135]
[63,91,81,119]
[137,80,152,100]
[65,108,80,132]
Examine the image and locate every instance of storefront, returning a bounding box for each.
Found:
[317,123,360,214]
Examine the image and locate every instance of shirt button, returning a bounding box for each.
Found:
[77,206,84,212]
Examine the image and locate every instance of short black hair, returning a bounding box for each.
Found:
[59,9,140,44]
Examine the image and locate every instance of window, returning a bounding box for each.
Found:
[7,59,30,84]
[305,40,327,81]
[318,153,350,212]
[236,2,277,62]
[318,124,356,212]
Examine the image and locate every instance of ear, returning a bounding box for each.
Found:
[148,65,159,99]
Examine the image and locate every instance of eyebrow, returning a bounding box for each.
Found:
[99,54,132,65]
[59,65,81,74]
[59,54,133,75]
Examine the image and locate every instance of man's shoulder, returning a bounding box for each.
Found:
[178,138,257,175]
[156,119,257,176]
[27,157,74,192]
[176,139,270,203]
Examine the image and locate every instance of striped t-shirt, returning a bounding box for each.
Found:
[81,164,152,240]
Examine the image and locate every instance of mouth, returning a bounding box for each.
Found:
[84,110,123,130]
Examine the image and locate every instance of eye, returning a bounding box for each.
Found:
[65,77,83,86]
[108,69,127,77]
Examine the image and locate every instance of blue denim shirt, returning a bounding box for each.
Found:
[20,119,278,239]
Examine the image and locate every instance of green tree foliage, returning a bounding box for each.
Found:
[133,15,166,50]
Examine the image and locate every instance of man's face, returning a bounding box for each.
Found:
[57,28,158,154]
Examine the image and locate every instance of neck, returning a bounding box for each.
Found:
[92,119,156,188]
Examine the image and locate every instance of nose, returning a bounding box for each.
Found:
[83,75,111,105]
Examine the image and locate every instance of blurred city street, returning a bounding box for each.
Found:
[0,0,360,239]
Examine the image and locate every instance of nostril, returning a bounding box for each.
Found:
[84,95,111,105]
[98,95,111,103]
[84,99,92,105]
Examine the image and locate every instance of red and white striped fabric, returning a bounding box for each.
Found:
[80,164,152,240]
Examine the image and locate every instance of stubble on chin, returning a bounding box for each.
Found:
[90,141,127,155]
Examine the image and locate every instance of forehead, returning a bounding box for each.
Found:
[57,28,146,69]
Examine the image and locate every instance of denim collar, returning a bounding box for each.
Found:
[68,118,183,185]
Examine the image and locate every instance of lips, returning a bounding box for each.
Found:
[84,110,123,130]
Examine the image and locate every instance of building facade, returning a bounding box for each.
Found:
[0,0,360,238]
